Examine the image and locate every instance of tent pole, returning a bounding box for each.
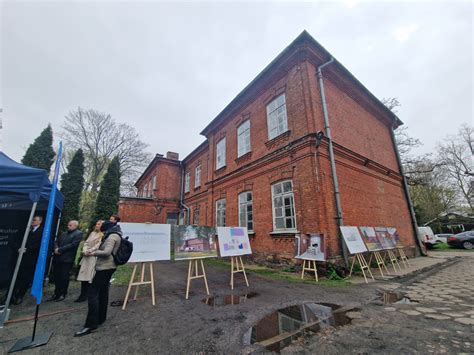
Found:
[46,212,61,282]
[0,201,38,327]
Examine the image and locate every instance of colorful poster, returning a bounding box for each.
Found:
[295,233,326,261]
[217,227,252,257]
[358,226,383,251]
[387,227,403,247]
[340,226,368,255]
[172,225,218,260]
[121,223,171,262]
[375,226,396,249]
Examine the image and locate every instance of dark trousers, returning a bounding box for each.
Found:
[53,261,73,297]
[84,269,115,329]
[78,281,90,300]
[13,257,37,299]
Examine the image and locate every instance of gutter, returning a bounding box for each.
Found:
[179,162,190,224]
[317,57,350,267]
[389,126,427,256]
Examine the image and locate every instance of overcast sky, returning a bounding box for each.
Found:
[1,0,472,164]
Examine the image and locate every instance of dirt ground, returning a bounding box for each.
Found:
[1,253,473,354]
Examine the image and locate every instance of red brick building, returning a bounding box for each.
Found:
[118,31,421,262]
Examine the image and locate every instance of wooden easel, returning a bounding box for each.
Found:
[349,253,374,284]
[368,251,390,277]
[386,249,402,272]
[397,247,410,268]
[186,259,210,300]
[230,256,249,290]
[300,259,318,281]
[122,262,155,310]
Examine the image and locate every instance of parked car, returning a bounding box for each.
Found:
[447,231,474,249]
[434,233,453,243]
[418,226,437,248]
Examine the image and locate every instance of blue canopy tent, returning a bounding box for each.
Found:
[0,152,64,324]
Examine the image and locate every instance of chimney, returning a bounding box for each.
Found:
[166,151,179,160]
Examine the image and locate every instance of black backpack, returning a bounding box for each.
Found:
[113,236,133,266]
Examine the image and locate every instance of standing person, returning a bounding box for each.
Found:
[75,220,104,302]
[109,215,120,224]
[11,216,44,305]
[47,220,82,302]
[74,220,122,337]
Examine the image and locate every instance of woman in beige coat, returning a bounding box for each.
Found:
[75,220,103,302]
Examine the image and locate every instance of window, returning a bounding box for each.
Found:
[216,138,226,170]
[237,120,251,157]
[271,180,296,231]
[195,165,201,188]
[239,191,253,231]
[144,184,148,198]
[184,172,190,193]
[148,181,153,197]
[266,93,288,140]
[193,208,200,225]
[216,199,226,227]
[152,175,157,190]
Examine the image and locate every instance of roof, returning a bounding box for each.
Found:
[134,154,181,187]
[200,30,402,136]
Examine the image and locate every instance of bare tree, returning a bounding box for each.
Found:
[61,107,152,195]
[438,124,473,211]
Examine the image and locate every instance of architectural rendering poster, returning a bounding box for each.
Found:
[121,222,171,262]
[358,226,383,251]
[340,226,368,255]
[296,233,326,261]
[217,227,252,257]
[172,225,218,260]
[375,226,397,249]
[387,227,403,247]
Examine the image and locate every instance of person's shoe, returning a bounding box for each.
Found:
[46,295,58,302]
[74,327,96,337]
[55,295,66,302]
[74,297,87,303]
[12,297,23,305]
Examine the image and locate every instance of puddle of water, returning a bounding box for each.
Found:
[202,292,259,306]
[381,291,416,304]
[243,303,351,352]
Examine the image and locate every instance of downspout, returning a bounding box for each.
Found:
[179,162,190,224]
[317,57,349,267]
[389,126,426,256]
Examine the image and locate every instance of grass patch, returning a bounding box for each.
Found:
[112,264,134,285]
[431,243,473,252]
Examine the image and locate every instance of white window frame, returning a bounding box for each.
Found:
[193,208,200,225]
[216,138,226,170]
[271,180,297,231]
[195,165,201,188]
[152,175,157,190]
[216,199,226,227]
[184,172,190,193]
[266,93,288,140]
[237,120,251,157]
[239,191,254,232]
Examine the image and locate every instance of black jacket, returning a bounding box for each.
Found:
[54,229,83,263]
[25,225,44,258]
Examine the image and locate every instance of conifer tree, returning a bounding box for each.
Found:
[22,124,55,174]
[59,149,85,232]
[91,156,121,228]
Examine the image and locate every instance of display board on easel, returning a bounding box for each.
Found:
[171,225,217,299]
[295,233,325,281]
[340,226,374,283]
[359,226,388,277]
[217,227,251,290]
[120,223,171,309]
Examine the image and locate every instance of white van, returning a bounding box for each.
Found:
[418,226,436,248]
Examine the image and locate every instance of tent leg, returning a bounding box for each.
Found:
[0,202,38,328]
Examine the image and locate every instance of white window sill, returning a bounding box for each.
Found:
[270,230,299,236]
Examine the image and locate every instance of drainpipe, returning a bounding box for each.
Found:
[179,162,190,224]
[317,57,349,267]
[389,126,426,256]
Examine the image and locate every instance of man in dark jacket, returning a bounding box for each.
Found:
[47,220,83,301]
[11,215,44,305]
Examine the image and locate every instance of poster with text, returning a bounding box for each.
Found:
[295,233,326,261]
[358,226,383,251]
[172,225,218,260]
[121,222,171,262]
[387,227,403,247]
[217,227,252,257]
[375,226,397,249]
[340,226,368,254]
